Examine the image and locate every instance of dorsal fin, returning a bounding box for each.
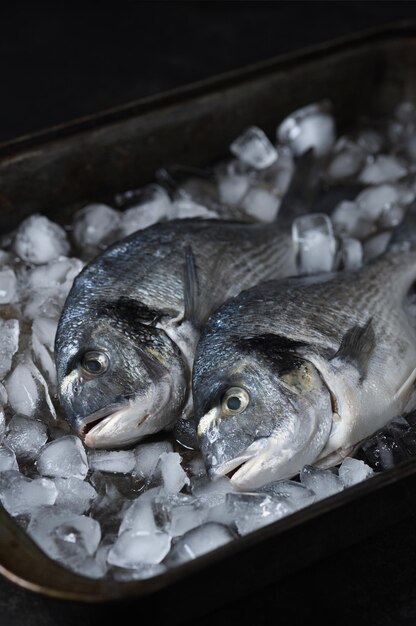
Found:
[183,245,202,327]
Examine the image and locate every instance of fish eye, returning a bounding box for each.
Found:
[80,351,109,377]
[221,387,250,416]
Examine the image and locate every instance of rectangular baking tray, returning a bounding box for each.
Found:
[1,19,416,621]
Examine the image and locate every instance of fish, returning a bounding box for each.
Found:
[192,245,416,490]
[54,150,320,449]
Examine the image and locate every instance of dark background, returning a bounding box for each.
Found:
[3,2,416,625]
[3,1,416,143]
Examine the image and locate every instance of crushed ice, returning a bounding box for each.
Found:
[1,100,416,581]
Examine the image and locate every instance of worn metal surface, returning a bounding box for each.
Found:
[1,21,416,610]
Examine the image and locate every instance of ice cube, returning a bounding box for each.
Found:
[217,172,251,206]
[119,185,172,235]
[230,126,277,170]
[0,471,58,516]
[27,257,84,293]
[27,506,101,561]
[378,203,405,229]
[363,231,392,262]
[355,430,400,471]
[89,475,125,535]
[354,415,416,471]
[37,436,89,479]
[111,563,166,581]
[154,452,190,494]
[187,455,208,478]
[164,522,236,566]
[240,186,280,222]
[0,408,5,442]
[359,155,407,184]
[340,237,363,270]
[292,213,337,274]
[72,204,121,248]
[0,445,18,471]
[0,383,7,406]
[356,184,400,221]
[134,440,174,480]
[171,197,219,220]
[118,488,161,535]
[191,475,236,507]
[226,492,293,535]
[88,450,136,474]
[5,362,39,417]
[0,268,17,304]
[300,465,344,500]
[190,477,237,527]
[23,289,65,321]
[153,493,207,537]
[54,477,97,514]
[107,530,171,568]
[32,317,58,352]
[116,183,170,210]
[327,143,364,180]
[94,536,114,572]
[14,215,70,265]
[331,201,362,238]
[258,479,316,510]
[0,318,19,379]
[64,554,107,579]
[5,415,48,461]
[277,102,336,157]
[338,457,374,487]
[260,146,295,197]
[5,355,56,419]
[31,331,56,386]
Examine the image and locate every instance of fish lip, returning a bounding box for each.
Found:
[76,402,129,438]
[209,438,269,480]
[80,374,176,448]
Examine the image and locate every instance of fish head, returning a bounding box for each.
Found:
[193,332,333,490]
[55,306,188,448]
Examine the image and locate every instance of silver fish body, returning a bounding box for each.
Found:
[55,217,297,448]
[192,249,416,490]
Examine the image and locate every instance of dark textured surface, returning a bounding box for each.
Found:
[3,2,416,625]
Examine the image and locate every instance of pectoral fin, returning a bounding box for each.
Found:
[331,319,376,381]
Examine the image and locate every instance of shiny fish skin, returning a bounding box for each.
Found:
[55,217,297,448]
[192,250,416,490]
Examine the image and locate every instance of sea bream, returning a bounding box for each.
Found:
[55,197,305,448]
[192,246,416,490]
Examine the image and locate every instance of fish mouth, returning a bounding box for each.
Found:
[209,438,269,485]
[76,402,131,439]
[75,401,153,448]
[79,380,174,448]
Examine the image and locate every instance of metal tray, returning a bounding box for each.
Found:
[1,19,416,621]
